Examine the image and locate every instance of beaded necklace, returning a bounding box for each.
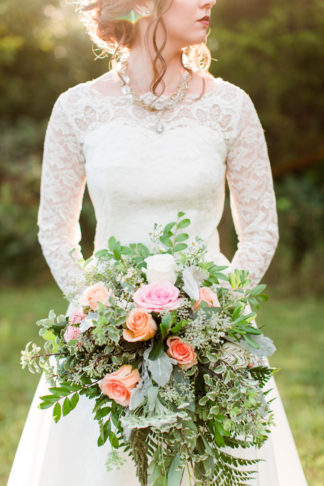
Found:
[117,62,193,134]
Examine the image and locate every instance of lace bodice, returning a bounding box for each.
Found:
[37,69,279,296]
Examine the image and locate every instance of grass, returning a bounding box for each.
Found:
[0,284,323,485]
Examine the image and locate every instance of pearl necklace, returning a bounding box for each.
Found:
[117,63,193,134]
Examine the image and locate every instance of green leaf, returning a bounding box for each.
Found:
[62,397,72,416]
[40,330,59,352]
[108,236,117,251]
[177,218,190,229]
[232,303,243,321]
[111,410,120,428]
[95,249,109,258]
[148,340,164,360]
[52,321,67,332]
[160,313,172,339]
[160,236,173,247]
[244,334,260,349]
[249,284,267,296]
[53,402,61,423]
[174,233,189,242]
[163,222,176,233]
[177,211,185,218]
[38,401,54,410]
[97,419,111,446]
[48,386,71,396]
[214,429,225,447]
[94,406,111,420]
[69,393,79,411]
[173,243,188,252]
[170,319,188,334]
[60,382,81,391]
[113,242,121,260]
[109,431,119,448]
[40,394,60,403]
[244,326,262,335]
[167,452,183,486]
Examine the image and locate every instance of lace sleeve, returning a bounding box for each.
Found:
[37,92,87,297]
[224,91,279,287]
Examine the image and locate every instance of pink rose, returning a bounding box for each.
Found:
[123,308,158,342]
[193,286,220,311]
[64,324,81,342]
[133,280,180,312]
[68,309,86,325]
[99,365,140,407]
[79,282,113,311]
[166,336,197,370]
[64,308,86,342]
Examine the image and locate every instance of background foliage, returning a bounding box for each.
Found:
[1,0,323,293]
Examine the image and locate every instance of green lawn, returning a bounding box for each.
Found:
[0,284,322,485]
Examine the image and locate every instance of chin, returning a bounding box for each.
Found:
[183,36,207,47]
[184,31,208,46]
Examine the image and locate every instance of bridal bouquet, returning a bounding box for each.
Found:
[22,212,277,486]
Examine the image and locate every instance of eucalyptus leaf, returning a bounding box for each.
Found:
[147,385,159,414]
[129,364,151,411]
[167,453,183,486]
[147,352,177,387]
[237,334,277,357]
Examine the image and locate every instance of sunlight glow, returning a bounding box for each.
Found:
[114,9,146,24]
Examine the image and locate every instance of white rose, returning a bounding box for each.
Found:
[144,254,178,284]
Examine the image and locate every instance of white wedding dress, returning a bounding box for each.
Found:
[7,69,308,486]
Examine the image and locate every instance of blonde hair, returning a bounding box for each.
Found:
[77,0,212,96]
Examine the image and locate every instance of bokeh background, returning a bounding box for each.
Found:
[1,0,323,484]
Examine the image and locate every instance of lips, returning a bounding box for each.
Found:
[198,15,210,25]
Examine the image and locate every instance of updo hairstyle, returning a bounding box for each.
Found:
[77,0,212,96]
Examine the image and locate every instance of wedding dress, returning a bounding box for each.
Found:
[7,69,308,486]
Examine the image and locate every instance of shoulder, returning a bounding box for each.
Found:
[55,71,121,107]
[208,75,261,127]
[192,72,254,111]
[48,72,118,134]
[210,75,252,106]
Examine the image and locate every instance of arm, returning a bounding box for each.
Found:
[224,91,279,287]
[37,93,87,298]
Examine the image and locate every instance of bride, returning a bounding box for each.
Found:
[8,0,308,484]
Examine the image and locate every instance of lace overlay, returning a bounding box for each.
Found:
[37,70,279,295]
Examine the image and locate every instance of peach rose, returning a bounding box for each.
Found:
[193,286,220,311]
[166,336,197,370]
[123,308,158,342]
[99,365,140,407]
[79,282,113,311]
[133,280,180,312]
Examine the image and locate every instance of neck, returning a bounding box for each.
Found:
[125,21,187,96]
